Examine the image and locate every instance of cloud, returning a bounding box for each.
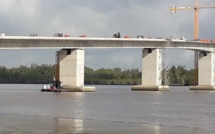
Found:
[0,49,57,68]
[167,49,194,69]
[0,0,214,69]
[85,48,142,69]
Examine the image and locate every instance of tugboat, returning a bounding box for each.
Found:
[41,80,63,92]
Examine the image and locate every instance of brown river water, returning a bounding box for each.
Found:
[0,84,214,134]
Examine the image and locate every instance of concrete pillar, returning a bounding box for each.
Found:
[190,52,215,90]
[132,48,169,91]
[58,49,95,92]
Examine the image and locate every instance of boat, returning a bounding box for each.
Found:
[41,80,63,92]
[41,88,62,92]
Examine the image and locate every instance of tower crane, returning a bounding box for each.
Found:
[170,0,215,85]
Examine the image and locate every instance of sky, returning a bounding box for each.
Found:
[0,0,215,69]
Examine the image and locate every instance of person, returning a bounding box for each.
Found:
[117,32,121,38]
[113,32,121,38]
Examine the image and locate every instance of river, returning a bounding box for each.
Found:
[0,84,214,134]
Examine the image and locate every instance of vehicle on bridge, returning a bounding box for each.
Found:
[54,33,63,37]
[172,37,186,42]
[124,35,130,38]
[166,36,186,42]
[194,39,215,43]
[200,39,210,43]
[64,34,70,37]
[80,34,86,37]
[136,35,144,38]
[211,40,215,43]
[30,33,38,36]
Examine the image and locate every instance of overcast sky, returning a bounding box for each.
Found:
[0,0,215,69]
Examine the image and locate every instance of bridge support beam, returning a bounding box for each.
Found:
[57,49,95,92]
[132,48,169,91]
[190,52,215,90]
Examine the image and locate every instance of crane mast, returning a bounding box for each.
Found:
[194,0,199,40]
[171,0,215,86]
[171,0,215,40]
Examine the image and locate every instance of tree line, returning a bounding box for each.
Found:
[0,64,194,86]
[0,64,55,84]
[85,67,141,85]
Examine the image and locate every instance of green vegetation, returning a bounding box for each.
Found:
[85,67,141,85]
[0,64,194,86]
[168,65,194,86]
[0,64,55,84]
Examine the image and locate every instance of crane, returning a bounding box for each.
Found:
[170,0,215,85]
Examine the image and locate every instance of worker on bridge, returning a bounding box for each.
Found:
[113,32,121,38]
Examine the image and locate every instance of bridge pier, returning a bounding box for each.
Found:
[132,48,169,91]
[57,49,95,92]
[190,51,215,90]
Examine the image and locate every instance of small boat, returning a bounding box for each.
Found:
[41,80,63,92]
[41,88,62,92]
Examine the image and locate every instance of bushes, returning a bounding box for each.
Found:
[0,64,55,84]
[0,64,194,85]
[85,67,141,85]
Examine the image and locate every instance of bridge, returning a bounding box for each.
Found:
[1,35,215,91]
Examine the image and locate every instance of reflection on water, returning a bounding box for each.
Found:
[0,114,212,134]
[74,119,84,133]
[73,92,85,119]
[154,124,161,134]
[54,118,163,134]
[55,118,83,133]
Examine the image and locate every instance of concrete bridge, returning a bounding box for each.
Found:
[1,36,215,91]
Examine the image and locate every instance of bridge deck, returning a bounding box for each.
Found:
[0,36,214,51]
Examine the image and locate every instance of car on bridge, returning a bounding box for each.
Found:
[136,35,144,38]
[54,33,63,37]
[200,39,210,43]
[168,36,187,42]
[80,34,86,37]
[211,40,215,43]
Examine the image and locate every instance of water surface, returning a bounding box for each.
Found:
[0,84,214,133]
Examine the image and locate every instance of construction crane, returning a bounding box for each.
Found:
[170,0,215,85]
